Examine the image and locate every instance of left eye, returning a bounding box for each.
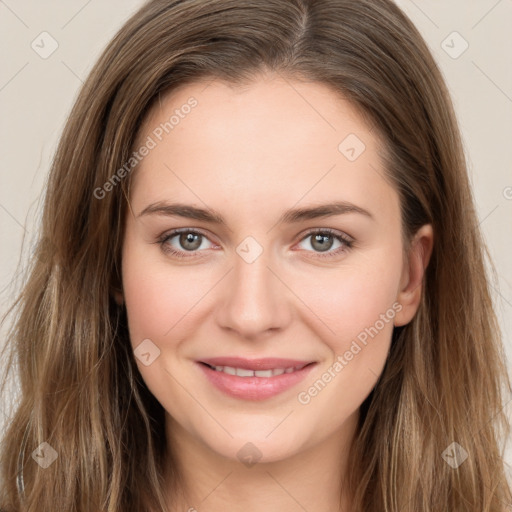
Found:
[296,229,353,257]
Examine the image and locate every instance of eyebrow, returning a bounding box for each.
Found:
[138,200,374,225]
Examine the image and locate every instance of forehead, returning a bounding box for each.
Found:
[129,75,399,227]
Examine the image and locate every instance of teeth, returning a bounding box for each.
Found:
[254,369,273,377]
[236,368,254,377]
[209,365,304,377]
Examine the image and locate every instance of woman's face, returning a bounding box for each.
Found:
[121,74,432,464]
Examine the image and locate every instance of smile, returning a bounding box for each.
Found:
[196,358,317,400]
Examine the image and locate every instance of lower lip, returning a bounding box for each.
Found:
[197,362,317,401]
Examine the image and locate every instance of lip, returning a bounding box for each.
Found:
[196,357,317,401]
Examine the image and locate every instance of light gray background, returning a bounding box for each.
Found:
[1,0,511,482]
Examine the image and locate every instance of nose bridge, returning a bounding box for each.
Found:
[216,241,290,338]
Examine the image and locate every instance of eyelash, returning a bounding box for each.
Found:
[157,228,354,260]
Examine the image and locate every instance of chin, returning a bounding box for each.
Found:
[194,422,312,465]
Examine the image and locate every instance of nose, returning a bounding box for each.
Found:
[215,248,292,341]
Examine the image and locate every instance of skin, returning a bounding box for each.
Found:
[119,72,433,511]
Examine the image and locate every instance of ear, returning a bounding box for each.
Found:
[394,224,434,327]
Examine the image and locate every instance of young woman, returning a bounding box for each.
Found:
[1,0,510,510]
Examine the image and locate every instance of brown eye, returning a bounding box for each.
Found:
[178,232,203,251]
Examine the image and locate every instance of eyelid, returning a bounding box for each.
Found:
[298,227,354,243]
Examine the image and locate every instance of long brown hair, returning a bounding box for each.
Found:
[1,0,511,510]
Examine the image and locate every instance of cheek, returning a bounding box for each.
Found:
[121,241,213,344]
[120,243,216,425]
[293,254,401,420]
[292,246,403,410]
[297,249,403,347]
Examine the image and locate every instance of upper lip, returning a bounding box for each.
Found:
[199,357,314,371]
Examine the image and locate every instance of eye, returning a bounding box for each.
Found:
[296,228,353,259]
[157,227,354,260]
[158,229,215,258]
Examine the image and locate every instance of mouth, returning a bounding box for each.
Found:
[200,362,311,377]
[196,357,317,400]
